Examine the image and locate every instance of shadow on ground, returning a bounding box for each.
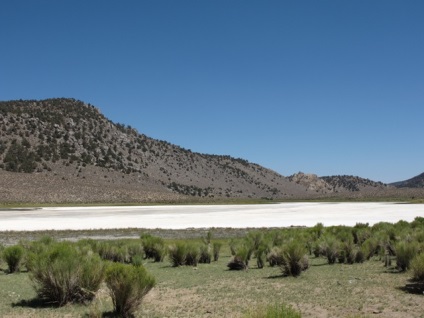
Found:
[397,280,424,295]
[12,298,59,309]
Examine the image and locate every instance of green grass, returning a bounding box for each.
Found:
[1,227,424,318]
[1,248,421,317]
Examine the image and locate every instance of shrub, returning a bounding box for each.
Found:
[244,302,302,318]
[267,246,284,267]
[141,234,166,262]
[228,245,251,270]
[281,241,309,277]
[199,244,212,264]
[227,255,248,270]
[2,245,25,273]
[322,236,340,265]
[30,242,105,305]
[168,243,187,267]
[97,241,128,263]
[213,242,222,261]
[342,241,357,264]
[395,241,419,271]
[361,237,379,260]
[255,245,267,269]
[185,243,200,266]
[410,253,424,281]
[105,262,155,318]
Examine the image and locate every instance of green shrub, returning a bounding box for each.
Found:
[322,236,340,265]
[199,244,212,264]
[30,242,105,305]
[244,302,301,318]
[141,234,166,262]
[395,241,419,271]
[410,253,424,281]
[185,243,200,266]
[267,246,284,267]
[168,243,187,267]
[213,242,222,261]
[342,241,357,264]
[2,245,25,273]
[255,245,267,269]
[97,241,128,263]
[281,241,309,277]
[361,237,379,260]
[228,245,251,270]
[105,262,155,318]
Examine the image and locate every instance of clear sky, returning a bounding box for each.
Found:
[1,1,423,183]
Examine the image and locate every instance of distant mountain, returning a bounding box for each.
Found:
[320,175,387,192]
[391,173,424,188]
[0,98,422,203]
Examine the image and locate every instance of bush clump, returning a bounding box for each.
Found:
[141,234,166,262]
[30,242,105,305]
[105,262,155,318]
[2,245,25,273]
[280,241,309,277]
[410,253,424,281]
[213,242,222,261]
[395,241,419,271]
[168,243,187,267]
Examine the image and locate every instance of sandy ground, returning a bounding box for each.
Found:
[1,202,424,231]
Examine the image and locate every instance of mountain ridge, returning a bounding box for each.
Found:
[0,98,422,203]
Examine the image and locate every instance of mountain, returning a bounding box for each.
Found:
[0,98,422,204]
[391,173,424,188]
[0,98,310,203]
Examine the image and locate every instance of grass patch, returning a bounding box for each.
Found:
[0,226,424,317]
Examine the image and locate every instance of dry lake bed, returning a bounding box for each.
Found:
[1,202,424,231]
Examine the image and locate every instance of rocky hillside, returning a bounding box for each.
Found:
[1,98,422,203]
[0,98,310,203]
[320,175,387,192]
[391,173,424,188]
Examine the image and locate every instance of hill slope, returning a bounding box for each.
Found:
[391,173,424,188]
[0,98,310,203]
[1,98,422,203]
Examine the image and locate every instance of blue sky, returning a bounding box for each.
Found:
[1,1,423,183]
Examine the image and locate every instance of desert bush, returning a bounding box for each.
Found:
[255,245,267,269]
[199,244,211,264]
[312,241,323,258]
[2,245,25,273]
[267,246,284,267]
[410,253,424,281]
[30,242,105,305]
[105,262,155,318]
[227,255,248,270]
[168,243,187,267]
[213,242,222,261]
[361,237,379,260]
[228,245,251,270]
[311,222,324,239]
[322,235,340,265]
[126,242,144,263]
[131,255,144,267]
[97,241,128,263]
[141,234,166,262]
[202,230,213,245]
[244,302,302,318]
[354,249,365,263]
[395,241,419,271]
[185,243,200,266]
[281,241,309,277]
[342,241,357,264]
